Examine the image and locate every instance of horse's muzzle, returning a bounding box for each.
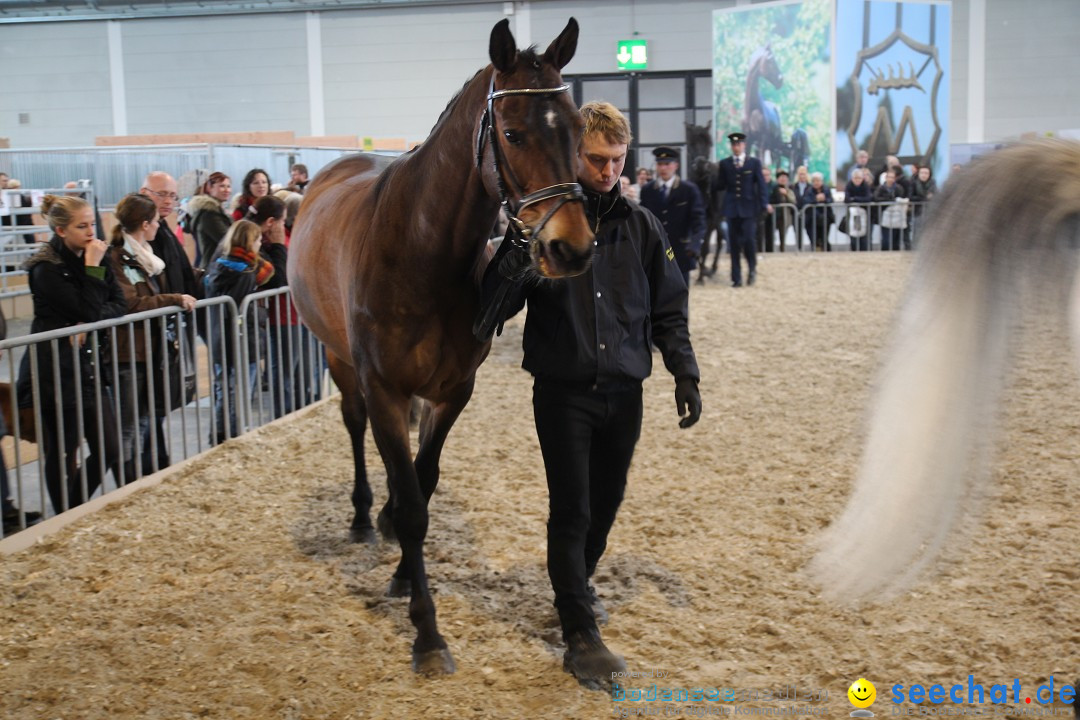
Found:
[533,235,593,278]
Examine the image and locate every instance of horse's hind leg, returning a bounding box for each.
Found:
[363,373,455,676]
[327,353,377,545]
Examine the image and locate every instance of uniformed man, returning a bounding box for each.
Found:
[473,102,701,691]
[638,146,706,287]
[713,132,770,287]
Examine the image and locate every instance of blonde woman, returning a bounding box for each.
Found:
[16,194,126,514]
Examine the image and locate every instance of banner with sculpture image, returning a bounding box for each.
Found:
[836,0,951,184]
[712,0,832,178]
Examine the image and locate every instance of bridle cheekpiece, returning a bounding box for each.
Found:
[475,72,584,250]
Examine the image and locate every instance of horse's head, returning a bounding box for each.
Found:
[685,121,713,163]
[752,44,784,90]
[481,18,594,278]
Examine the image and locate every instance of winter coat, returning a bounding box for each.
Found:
[17,236,127,408]
[107,238,190,364]
[186,194,233,271]
[205,246,276,367]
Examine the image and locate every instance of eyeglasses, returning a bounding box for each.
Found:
[142,187,179,201]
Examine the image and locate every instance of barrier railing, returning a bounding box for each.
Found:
[744,200,929,253]
[0,290,334,537]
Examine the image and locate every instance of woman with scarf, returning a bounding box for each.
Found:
[107,193,197,481]
[205,219,277,442]
[17,194,127,514]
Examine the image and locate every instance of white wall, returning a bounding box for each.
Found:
[981,0,1080,140]
[121,14,311,136]
[1,0,1079,148]
[0,22,114,147]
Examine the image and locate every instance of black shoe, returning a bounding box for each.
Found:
[731,280,742,288]
[748,271,756,286]
[563,628,626,690]
[587,584,609,626]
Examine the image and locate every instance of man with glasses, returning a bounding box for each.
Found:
[137,171,203,473]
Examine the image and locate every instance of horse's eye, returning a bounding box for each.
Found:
[504,130,524,146]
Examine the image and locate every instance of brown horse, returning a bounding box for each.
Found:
[287,19,594,676]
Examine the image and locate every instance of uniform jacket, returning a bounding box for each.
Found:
[638,175,706,274]
[17,237,127,408]
[511,186,699,388]
[713,155,769,219]
[186,194,233,271]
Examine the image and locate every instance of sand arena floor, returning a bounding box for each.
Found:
[2,253,1079,720]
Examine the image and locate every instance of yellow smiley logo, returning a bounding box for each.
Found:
[848,678,876,709]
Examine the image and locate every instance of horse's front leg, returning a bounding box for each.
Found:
[361,372,455,676]
[386,379,474,597]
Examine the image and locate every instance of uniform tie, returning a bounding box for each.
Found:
[661,183,669,201]
[735,156,743,169]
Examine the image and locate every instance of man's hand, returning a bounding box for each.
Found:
[675,377,701,429]
[687,248,700,260]
[766,204,774,214]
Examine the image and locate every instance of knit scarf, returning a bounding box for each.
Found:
[222,246,276,287]
[123,232,166,277]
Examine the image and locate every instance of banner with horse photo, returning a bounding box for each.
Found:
[835,0,951,184]
[712,0,832,178]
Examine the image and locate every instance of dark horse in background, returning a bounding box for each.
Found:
[743,44,810,172]
[288,19,593,676]
[685,121,724,283]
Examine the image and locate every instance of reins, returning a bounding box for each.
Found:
[475,72,584,250]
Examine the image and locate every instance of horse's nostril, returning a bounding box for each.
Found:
[547,239,574,263]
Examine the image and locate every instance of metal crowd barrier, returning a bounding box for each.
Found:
[747,200,930,252]
[0,290,334,537]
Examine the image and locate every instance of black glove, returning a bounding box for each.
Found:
[473,238,538,342]
[675,377,701,429]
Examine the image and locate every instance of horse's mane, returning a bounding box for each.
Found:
[427,47,544,137]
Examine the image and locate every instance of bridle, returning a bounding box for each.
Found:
[475,71,584,250]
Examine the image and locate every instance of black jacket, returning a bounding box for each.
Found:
[17,236,127,408]
[151,222,205,299]
[186,194,234,271]
[513,186,699,387]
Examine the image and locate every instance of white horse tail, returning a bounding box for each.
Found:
[809,139,1080,602]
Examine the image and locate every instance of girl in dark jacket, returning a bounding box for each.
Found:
[108,193,197,480]
[187,171,234,270]
[205,219,276,442]
[17,195,126,514]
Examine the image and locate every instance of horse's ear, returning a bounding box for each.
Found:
[489,19,518,73]
[543,17,579,70]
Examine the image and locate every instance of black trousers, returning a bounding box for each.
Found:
[532,380,642,638]
[39,391,121,515]
[728,216,757,285]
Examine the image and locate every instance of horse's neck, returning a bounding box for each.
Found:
[745,63,761,112]
[409,67,500,259]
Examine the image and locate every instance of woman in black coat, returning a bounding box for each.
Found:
[17,195,126,514]
[843,171,874,251]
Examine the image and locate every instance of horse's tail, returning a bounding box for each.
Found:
[809,139,1080,602]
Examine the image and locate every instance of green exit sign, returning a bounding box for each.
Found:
[617,40,648,70]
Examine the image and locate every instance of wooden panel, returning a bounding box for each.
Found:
[95,131,296,146]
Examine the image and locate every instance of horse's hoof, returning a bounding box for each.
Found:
[412,647,456,677]
[376,510,397,543]
[348,526,378,545]
[386,577,412,597]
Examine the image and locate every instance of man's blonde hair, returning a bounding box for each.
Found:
[580,101,632,145]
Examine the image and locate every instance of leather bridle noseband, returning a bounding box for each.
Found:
[475,72,584,250]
